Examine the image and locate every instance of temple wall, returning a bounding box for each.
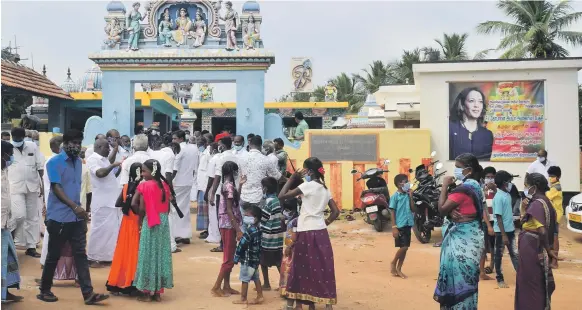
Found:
[284,128,431,210]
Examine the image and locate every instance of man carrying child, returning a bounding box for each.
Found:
[492,170,519,288]
[389,174,415,279]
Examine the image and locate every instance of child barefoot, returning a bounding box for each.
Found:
[389,174,415,279]
[233,206,264,305]
[211,161,242,297]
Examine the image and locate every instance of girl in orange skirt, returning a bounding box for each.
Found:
[106,162,143,295]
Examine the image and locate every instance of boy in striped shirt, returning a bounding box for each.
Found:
[259,177,284,290]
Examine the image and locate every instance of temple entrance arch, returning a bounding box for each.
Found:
[85,0,276,142]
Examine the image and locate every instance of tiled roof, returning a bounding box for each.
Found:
[1,59,72,100]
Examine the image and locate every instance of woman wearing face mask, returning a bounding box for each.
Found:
[480,166,497,278]
[434,153,488,310]
[279,157,340,310]
[515,173,557,310]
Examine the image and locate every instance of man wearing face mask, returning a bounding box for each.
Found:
[526,149,556,181]
[8,127,45,258]
[232,135,247,157]
[119,135,132,156]
[195,136,211,239]
[39,129,109,304]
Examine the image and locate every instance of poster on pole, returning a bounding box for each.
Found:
[291,57,313,93]
[448,81,545,162]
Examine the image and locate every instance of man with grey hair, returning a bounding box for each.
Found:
[119,134,150,185]
[263,140,278,169]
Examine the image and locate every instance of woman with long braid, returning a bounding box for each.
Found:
[106,162,143,295]
[132,159,174,302]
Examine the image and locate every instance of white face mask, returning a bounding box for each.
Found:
[538,156,546,163]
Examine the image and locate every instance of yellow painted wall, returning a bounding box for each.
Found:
[284,128,431,210]
[38,132,62,158]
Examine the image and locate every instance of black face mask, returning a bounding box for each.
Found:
[64,144,81,158]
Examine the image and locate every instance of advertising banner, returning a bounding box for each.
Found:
[448,81,544,162]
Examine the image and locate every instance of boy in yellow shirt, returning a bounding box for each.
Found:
[546,166,563,267]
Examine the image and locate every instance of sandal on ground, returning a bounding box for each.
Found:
[210,247,223,252]
[84,292,109,305]
[37,291,58,302]
[26,249,41,258]
[484,266,493,274]
[172,248,182,253]
[89,261,105,268]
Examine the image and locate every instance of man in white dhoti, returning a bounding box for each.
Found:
[204,143,221,246]
[172,130,199,245]
[8,127,44,258]
[86,139,122,268]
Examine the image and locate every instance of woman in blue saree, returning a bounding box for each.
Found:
[434,153,488,309]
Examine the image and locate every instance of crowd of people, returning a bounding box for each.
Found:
[0,122,565,309]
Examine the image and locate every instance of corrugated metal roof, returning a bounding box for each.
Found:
[1,59,72,100]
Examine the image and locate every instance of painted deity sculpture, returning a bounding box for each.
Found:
[126,2,148,51]
[220,1,239,51]
[172,8,194,47]
[158,11,174,47]
[325,81,338,102]
[192,10,207,48]
[243,14,259,50]
[199,83,213,101]
[104,18,123,48]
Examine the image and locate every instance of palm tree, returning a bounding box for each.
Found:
[312,85,325,102]
[353,60,390,94]
[387,49,423,84]
[476,0,582,58]
[332,73,366,113]
[422,33,470,61]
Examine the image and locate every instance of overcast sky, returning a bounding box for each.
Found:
[2,0,581,102]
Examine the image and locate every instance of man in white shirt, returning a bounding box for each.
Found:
[86,138,122,267]
[172,130,199,244]
[195,136,210,238]
[119,134,150,185]
[232,135,247,157]
[8,127,45,257]
[263,140,279,168]
[84,134,106,159]
[238,136,282,216]
[526,149,557,180]
[204,143,221,245]
[151,134,181,253]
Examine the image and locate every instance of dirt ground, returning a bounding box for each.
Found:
[5,210,582,310]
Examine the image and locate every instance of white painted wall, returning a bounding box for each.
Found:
[414,60,581,192]
[375,85,420,129]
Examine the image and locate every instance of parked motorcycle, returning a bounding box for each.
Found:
[351,160,391,232]
[410,152,446,243]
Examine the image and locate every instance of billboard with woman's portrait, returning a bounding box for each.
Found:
[448,81,545,162]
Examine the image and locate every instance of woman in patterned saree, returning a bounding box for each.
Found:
[132,160,174,302]
[515,173,557,310]
[433,153,487,309]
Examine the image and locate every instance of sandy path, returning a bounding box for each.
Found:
[5,212,582,310]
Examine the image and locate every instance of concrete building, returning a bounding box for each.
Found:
[375,58,582,192]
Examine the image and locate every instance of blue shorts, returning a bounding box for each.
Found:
[239,264,259,283]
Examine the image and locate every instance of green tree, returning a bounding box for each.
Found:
[312,85,325,102]
[477,0,582,58]
[387,48,423,84]
[353,60,390,94]
[423,33,470,61]
[333,73,366,113]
